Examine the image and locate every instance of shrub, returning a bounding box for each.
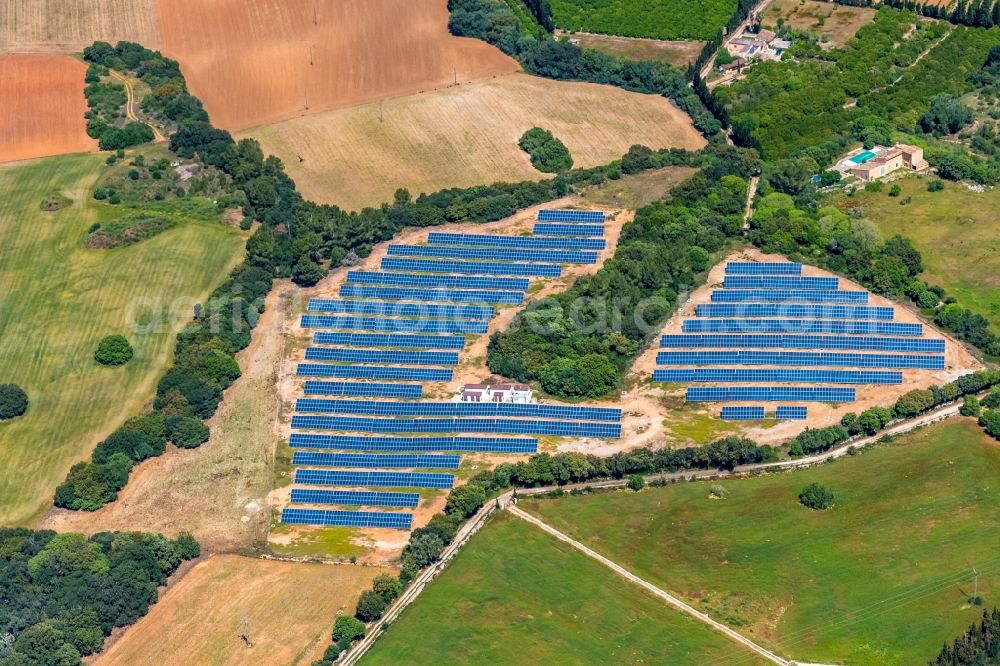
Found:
[960,395,981,417]
[332,615,366,643]
[799,482,835,510]
[94,335,134,366]
[0,383,29,420]
[627,474,645,491]
[518,127,573,173]
[354,590,387,623]
[372,574,403,604]
[928,179,945,191]
[888,183,902,197]
[709,484,728,499]
[167,416,210,448]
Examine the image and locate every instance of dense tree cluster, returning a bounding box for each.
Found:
[447,0,723,137]
[0,528,199,665]
[93,335,133,366]
[930,607,1000,665]
[488,145,760,398]
[547,0,738,41]
[0,384,28,420]
[519,127,573,172]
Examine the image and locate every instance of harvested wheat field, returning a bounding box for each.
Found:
[0,54,96,163]
[97,555,390,666]
[0,0,161,52]
[156,0,518,131]
[247,73,706,210]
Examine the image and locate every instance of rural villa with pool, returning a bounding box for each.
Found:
[838,144,930,182]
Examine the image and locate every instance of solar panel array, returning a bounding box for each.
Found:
[297,364,453,382]
[282,508,413,530]
[313,332,465,349]
[308,299,495,320]
[341,284,524,305]
[303,381,423,398]
[382,257,562,277]
[538,209,605,222]
[723,276,839,290]
[285,210,620,531]
[658,351,945,369]
[711,289,869,303]
[289,434,538,453]
[290,489,420,508]
[682,319,922,336]
[347,270,529,292]
[776,406,808,420]
[726,262,802,275]
[696,304,894,320]
[302,315,489,334]
[305,347,459,366]
[427,232,605,250]
[292,452,461,469]
[295,399,621,421]
[653,369,902,384]
[721,406,765,420]
[660,334,945,352]
[533,224,605,237]
[687,387,856,402]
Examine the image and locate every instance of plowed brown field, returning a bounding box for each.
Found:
[0,0,161,52]
[156,0,519,131]
[0,55,96,163]
[247,73,706,210]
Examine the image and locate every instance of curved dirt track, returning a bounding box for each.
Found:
[155,0,520,131]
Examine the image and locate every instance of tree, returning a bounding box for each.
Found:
[354,590,387,623]
[919,94,974,135]
[960,395,981,417]
[798,483,835,510]
[94,335,134,366]
[444,484,485,518]
[0,383,28,419]
[627,474,645,491]
[372,574,403,604]
[332,615,366,643]
[167,416,210,448]
[518,127,573,173]
[857,406,892,435]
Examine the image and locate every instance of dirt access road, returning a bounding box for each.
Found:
[109,69,165,142]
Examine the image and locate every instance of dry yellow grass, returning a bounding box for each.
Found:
[0,0,161,52]
[97,555,390,666]
[245,72,706,211]
[762,0,876,47]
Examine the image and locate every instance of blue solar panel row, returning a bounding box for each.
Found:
[533,223,605,237]
[660,334,945,353]
[289,434,538,453]
[295,469,455,489]
[682,319,922,336]
[304,348,458,366]
[652,369,902,384]
[695,304,894,320]
[308,299,495,320]
[538,209,605,222]
[426,232,605,251]
[340,284,524,305]
[726,262,802,275]
[303,381,423,398]
[656,351,945,369]
[295,399,621,421]
[382,257,562,277]
[776,406,808,420]
[687,387,856,402]
[282,508,413,530]
[721,406,765,420]
[711,289,869,304]
[291,416,621,438]
[290,488,420,508]
[293,452,461,469]
[297,364,453,382]
[313,332,466,350]
[722,276,839,290]
[301,316,488,335]
[347,270,529,292]
[388,244,597,264]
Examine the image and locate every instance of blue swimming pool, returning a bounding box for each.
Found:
[849,150,877,164]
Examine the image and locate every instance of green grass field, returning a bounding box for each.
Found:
[361,511,765,665]
[831,176,1000,328]
[522,419,1000,665]
[0,154,246,525]
[550,0,736,41]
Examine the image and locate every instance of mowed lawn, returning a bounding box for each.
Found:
[522,419,1000,665]
[831,176,1000,328]
[0,154,245,525]
[361,511,766,665]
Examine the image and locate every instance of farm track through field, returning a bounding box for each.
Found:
[109,69,165,142]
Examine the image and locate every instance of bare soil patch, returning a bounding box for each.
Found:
[155,0,518,132]
[0,0,161,52]
[95,554,390,666]
[762,0,876,48]
[0,54,96,163]
[248,72,706,211]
